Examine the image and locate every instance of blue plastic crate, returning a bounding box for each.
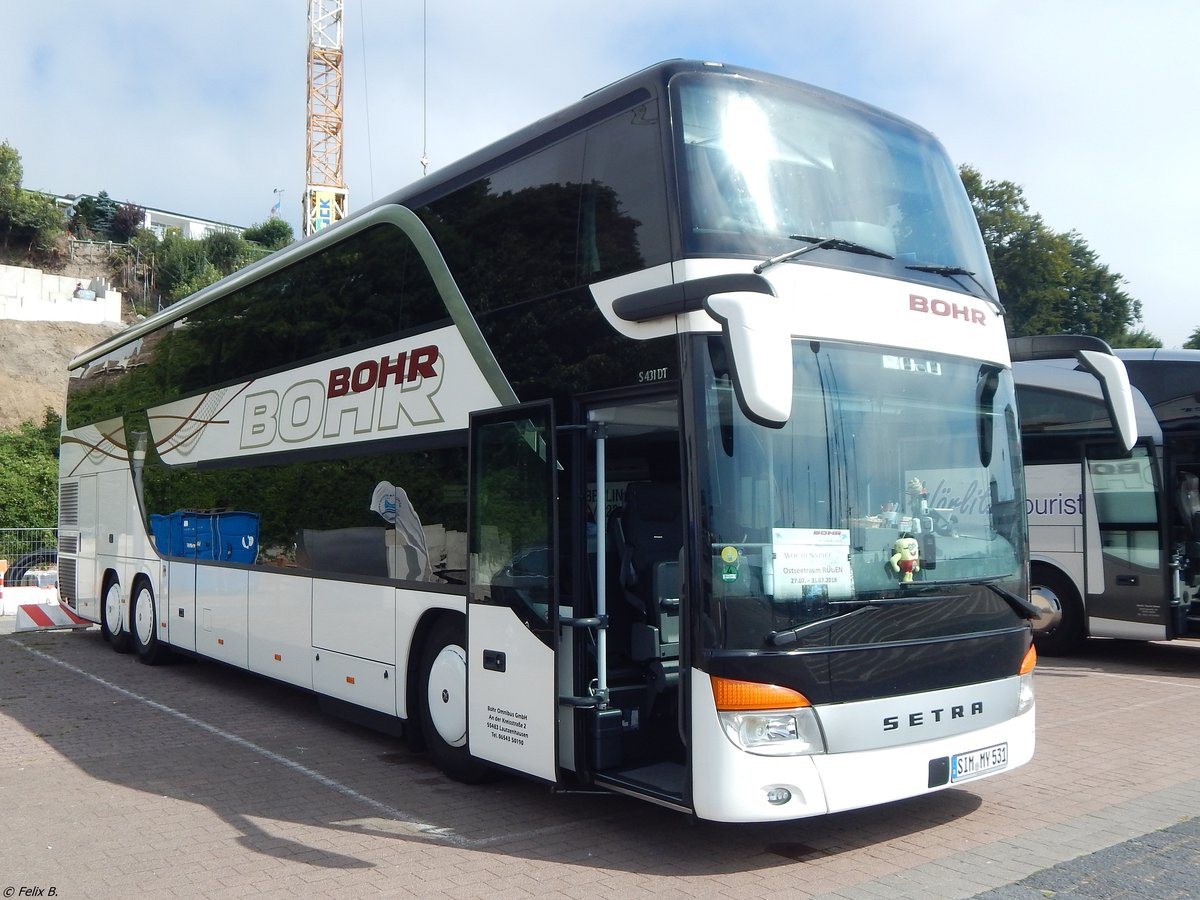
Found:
[149,511,260,563]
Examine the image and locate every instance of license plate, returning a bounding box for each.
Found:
[951,742,1007,782]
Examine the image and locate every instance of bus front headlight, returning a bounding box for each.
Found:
[711,675,826,756]
[718,707,825,756]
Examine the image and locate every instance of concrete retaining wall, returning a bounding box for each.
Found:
[0,263,123,324]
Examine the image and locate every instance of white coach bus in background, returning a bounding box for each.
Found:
[1013,337,1200,653]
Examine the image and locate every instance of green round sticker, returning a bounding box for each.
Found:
[721,564,738,583]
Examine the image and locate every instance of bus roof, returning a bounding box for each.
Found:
[1116,348,1200,363]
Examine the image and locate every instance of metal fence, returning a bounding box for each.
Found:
[0,527,57,572]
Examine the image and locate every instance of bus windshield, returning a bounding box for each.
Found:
[675,72,995,297]
[696,337,1025,651]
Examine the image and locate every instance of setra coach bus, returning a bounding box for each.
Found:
[58,60,1036,822]
[1015,341,1199,653]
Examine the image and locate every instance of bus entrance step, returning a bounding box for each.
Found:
[595,761,686,802]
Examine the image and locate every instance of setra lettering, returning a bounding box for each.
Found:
[883,700,984,731]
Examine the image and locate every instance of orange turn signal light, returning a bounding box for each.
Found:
[711,675,811,711]
[1020,643,1037,675]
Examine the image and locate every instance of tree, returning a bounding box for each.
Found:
[69,191,121,239]
[0,142,64,254]
[110,202,146,243]
[0,409,61,528]
[156,229,220,302]
[202,230,247,274]
[243,217,294,250]
[0,141,21,213]
[1110,328,1163,349]
[961,166,1148,343]
[1185,328,1200,351]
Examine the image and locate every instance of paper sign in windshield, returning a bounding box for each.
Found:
[771,528,854,601]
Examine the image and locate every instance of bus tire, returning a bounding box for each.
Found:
[130,578,169,665]
[101,576,132,653]
[418,616,493,784]
[1030,566,1085,655]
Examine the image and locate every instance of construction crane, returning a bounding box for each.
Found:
[304,0,348,235]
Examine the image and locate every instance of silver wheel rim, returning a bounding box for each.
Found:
[1029,584,1064,636]
[133,586,155,647]
[104,582,124,635]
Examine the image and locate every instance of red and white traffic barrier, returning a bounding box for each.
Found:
[15,601,93,632]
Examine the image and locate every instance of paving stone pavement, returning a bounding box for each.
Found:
[3,615,1200,898]
[974,816,1200,899]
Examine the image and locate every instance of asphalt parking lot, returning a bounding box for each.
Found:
[3,617,1200,899]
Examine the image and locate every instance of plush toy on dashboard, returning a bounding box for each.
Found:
[890,532,921,583]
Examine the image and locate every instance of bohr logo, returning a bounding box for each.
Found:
[240,345,444,448]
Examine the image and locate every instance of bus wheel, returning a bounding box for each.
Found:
[101,577,132,653]
[130,579,169,665]
[418,617,492,784]
[1030,567,1085,655]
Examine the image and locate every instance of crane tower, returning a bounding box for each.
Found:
[304,0,348,235]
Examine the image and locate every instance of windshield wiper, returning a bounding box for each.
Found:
[906,263,1006,315]
[768,581,1039,646]
[767,604,876,646]
[766,589,958,646]
[755,233,895,274]
[983,581,1040,620]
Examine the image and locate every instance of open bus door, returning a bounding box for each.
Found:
[466,402,560,781]
[575,394,688,806]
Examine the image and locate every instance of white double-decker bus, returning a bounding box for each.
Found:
[59,60,1035,823]
[1015,340,1200,653]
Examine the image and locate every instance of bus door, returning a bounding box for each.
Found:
[1086,443,1169,634]
[466,402,560,781]
[1166,435,1200,630]
[577,394,687,802]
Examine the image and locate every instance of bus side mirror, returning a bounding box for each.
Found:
[1008,335,1138,454]
[704,292,792,427]
[1075,349,1138,453]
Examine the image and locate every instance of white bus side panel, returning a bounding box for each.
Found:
[248,570,314,689]
[94,468,135,629]
[313,580,396,664]
[74,473,100,621]
[1088,617,1167,641]
[311,580,400,714]
[313,648,397,715]
[197,567,249,667]
[166,561,196,651]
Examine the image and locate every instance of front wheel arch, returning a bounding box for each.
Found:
[416,614,493,784]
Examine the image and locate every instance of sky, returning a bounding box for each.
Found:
[9,1,1198,345]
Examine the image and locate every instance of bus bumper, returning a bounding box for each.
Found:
[691,669,1035,823]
